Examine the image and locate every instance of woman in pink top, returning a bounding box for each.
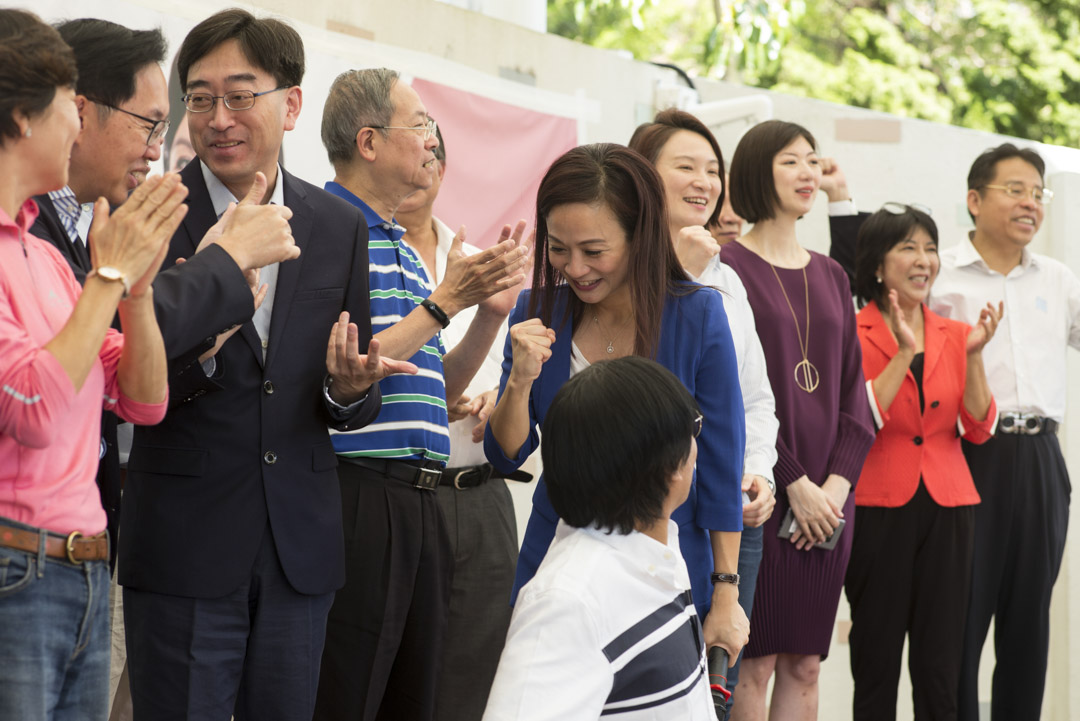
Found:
[0,10,183,720]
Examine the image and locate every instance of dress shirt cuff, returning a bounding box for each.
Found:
[829,199,858,216]
[866,379,887,430]
[201,356,217,378]
[324,375,368,418]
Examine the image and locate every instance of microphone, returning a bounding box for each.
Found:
[707,646,732,720]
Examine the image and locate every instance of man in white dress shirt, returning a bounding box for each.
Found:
[484,356,729,721]
[929,143,1078,721]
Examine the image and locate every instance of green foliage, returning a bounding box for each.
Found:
[547,0,1080,145]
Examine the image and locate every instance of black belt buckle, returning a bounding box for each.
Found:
[413,466,441,491]
[451,464,492,490]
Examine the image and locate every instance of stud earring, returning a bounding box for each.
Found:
[24,127,32,138]
[876,276,882,283]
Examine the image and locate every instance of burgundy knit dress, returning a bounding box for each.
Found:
[722,241,875,658]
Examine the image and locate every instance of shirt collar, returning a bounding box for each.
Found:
[323,181,405,240]
[957,230,1038,273]
[577,519,688,588]
[1,197,40,234]
[201,163,285,217]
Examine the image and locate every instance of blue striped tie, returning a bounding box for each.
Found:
[52,193,82,243]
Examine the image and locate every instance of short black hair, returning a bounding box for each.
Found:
[854,206,938,308]
[56,19,166,109]
[433,119,445,165]
[966,142,1046,223]
[729,120,817,224]
[541,356,700,535]
[177,8,304,92]
[0,9,77,143]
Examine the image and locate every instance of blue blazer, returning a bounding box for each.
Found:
[485,285,745,617]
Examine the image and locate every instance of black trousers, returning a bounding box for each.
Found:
[845,483,975,721]
[958,433,1070,721]
[314,462,451,721]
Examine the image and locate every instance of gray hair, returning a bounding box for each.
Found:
[321,67,399,169]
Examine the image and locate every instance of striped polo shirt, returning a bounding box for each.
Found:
[483,520,715,720]
[323,182,450,464]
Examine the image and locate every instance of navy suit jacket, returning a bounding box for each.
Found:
[120,159,381,598]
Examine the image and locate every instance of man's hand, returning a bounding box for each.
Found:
[186,266,267,363]
[673,225,720,277]
[204,171,300,271]
[478,228,533,319]
[742,474,776,528]
[819,157,850,203]
[703,583,749,666]
[469,388,498,443]
[326,312,418,404]
[429,222,530,317]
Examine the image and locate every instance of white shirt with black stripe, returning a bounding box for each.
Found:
[483,520,714,720]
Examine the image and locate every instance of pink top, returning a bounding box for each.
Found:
[0,199,167,535]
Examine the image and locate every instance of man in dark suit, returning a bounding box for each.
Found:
[118,10,402,720]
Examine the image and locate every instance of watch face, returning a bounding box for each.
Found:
[97,266,124,282]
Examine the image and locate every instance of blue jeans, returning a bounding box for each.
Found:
[0,519,110,721]
[726,523,764,710]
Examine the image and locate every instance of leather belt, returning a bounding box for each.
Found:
[0,524,108,564]
[341,456,444,490]
[998,412,1059,436]
[443,463,534,490]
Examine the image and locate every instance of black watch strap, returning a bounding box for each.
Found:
[421,298,450,329]
[711,572,740,586]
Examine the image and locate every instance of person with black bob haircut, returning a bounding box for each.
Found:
[484,356,719,720]
[847,203,998,720]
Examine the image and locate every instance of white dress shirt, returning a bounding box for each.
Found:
[407,217,508,468]
[483,519,714,721]
[695,257,779,481]
[930,233,1080,421]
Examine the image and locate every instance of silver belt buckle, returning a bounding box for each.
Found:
[413,467,441,491]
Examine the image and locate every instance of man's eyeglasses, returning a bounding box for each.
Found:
[982,183,1054,205]
[370,118,438,141]
[693,414,704,439]
[87,98,169,146]
[882,202,933,216]
[181,87,288,114]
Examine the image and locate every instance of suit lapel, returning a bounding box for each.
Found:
[181,159,265,364]
[922,306,948,381]
[264,170,311,370]
[860,302,901,362]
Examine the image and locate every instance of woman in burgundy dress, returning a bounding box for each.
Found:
[722,120,875,721]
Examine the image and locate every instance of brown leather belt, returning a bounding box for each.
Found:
[0,524,108,564]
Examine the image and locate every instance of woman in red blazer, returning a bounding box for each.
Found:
[845,205,1001,721]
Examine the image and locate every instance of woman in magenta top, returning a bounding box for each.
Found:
[721,120,875,721]
[0,11,182,719]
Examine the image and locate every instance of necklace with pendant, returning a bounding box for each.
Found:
[768,262,819,393]
[592,312,632,355]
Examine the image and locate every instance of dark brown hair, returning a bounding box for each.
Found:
[966,143,1046,223]
[0,9,77,143]
[728,120,817,224]
[530,143,692,358]
[628,108,725,228]
[177,8,304,92]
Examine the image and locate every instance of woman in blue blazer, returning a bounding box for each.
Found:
[484,143,748,659]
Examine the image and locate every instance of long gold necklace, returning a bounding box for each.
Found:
[592,312,632,355]
[769,263,819,393]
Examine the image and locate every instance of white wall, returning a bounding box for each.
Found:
[20,1,1080,717]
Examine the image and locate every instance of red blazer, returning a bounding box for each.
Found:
[856,302,996,507]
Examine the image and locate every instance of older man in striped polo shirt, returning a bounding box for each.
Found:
[313,68,529,721]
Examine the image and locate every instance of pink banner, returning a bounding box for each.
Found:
[412,78,578,251]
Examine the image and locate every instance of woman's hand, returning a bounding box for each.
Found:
[966,301,1003,354]
[886,289,917,353]
[786,476,842,550]
[507,318,556,387]
[673,225,720,278]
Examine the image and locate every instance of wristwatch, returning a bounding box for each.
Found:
[766,477,776,495]
[87,266,130,298]
[711,572,740,586]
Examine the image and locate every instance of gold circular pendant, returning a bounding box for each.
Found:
[794,359,820,393]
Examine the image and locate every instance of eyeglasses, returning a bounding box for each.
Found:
[693,414,704,438]
[87,97,169,146]
[882,202,933,216]
[982,183,1053,205]
[370,118,438,141]
[181,87,288,114]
